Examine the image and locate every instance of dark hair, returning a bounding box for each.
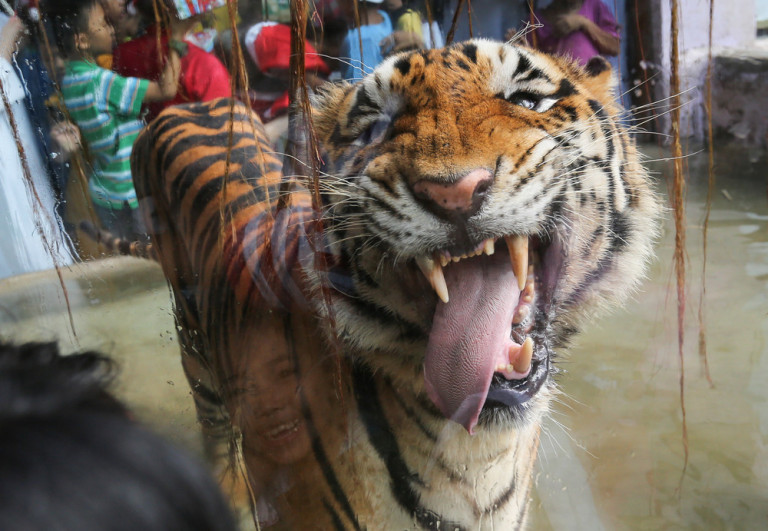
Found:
[41,0,100,56]
[0,341,237,531]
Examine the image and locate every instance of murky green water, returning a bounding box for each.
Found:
[1,142,765,529]
[532,142,768,530]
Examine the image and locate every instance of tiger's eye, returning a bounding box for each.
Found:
[518,99,536,110]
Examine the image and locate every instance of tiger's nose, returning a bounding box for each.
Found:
[413,168,493,219]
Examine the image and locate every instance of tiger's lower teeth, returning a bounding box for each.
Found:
[496,337,534,378]
[514,337,534,373]
[513,305,530,324]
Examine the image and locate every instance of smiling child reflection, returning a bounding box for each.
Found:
[228,310,337,526]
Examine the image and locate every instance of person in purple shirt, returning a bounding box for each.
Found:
[530,0,620,66]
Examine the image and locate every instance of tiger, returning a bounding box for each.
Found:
[95,39,660,530]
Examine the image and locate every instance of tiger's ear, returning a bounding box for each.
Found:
[580,56,616,102]
[311,82,357,145]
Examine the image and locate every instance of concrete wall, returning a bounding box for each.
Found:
[649,0,765,144]
[711,47,768,144]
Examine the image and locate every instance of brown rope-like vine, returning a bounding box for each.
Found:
[527,1,538,48]
[669,0,689,488]
[219,0,249,254]
[353,0,364,77]
[445,0,466,45]
[423,0,436,48]
[466,0,473,38]
[289,0,347,438]
[697,0,715,388]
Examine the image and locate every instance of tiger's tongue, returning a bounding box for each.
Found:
[424,251,520,434]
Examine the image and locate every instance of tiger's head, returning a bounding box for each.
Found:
[309,40,660,434]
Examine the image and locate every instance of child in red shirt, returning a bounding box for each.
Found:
[112,0,231,122]
[244,22,330,123]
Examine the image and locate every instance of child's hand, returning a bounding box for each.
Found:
[51,121,82,159]
[379,31,423,57]
[0,16,26,61]
[144,46,182,103]
[552,13,587,37]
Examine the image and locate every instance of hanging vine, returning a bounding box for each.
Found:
[697,0,715,388]
[669,0,689,486]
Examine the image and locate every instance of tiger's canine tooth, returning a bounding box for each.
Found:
[513,337,534,373]
[483,238,495,256]
[505,235,528,291]
[416,255,449,303]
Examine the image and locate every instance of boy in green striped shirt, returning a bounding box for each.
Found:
[46,0,181,240]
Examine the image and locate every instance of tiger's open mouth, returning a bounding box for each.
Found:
[415,234,556,434]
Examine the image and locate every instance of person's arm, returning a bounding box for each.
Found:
[143,48,182,103]
[50,121,81,162]
[552,13,619,56]
[380,31,423,56]
[0,16,23,61]
[580,16,620,56]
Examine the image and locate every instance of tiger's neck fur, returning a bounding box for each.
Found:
[271,364,542,530]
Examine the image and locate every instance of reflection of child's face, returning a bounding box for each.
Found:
[244,350,309,465]
[83,4,116,56]
[233,315,320,467]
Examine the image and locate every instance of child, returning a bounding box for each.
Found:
[529,0,620,66]
[44,0,181,240]
[338,0,392,81]
[112,0,232,124]
[382,0,423,53]
[100,0,140,44]
[244,22,330,123]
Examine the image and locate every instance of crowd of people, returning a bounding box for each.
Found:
[0,0,619,280]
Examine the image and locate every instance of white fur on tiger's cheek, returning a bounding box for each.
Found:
[534,97,559,113]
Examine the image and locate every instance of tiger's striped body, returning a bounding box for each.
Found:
[130,99,315,467]
[126,40,660,529]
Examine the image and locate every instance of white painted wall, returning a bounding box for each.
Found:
[679,0,756,50]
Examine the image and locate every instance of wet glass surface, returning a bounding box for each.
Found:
[1,141,765,528]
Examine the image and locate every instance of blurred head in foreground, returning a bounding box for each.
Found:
[0,341,237,531]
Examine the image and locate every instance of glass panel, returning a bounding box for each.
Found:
[0,2,765,529]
